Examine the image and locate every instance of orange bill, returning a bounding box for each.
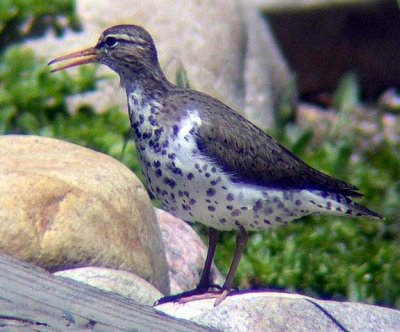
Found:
[48,47,98,72]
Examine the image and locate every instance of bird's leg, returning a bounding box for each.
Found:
[156,227,248,306]
[155,227,219,305]
[196,227,220,291]
[174,226,248,306]
[214,226,248,306]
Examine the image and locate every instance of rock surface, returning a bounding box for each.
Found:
[250,0,375,11]
[55,267,163,306]
[156,292,400,332]
[156,208,224,294]
[53,209,225,305]
[0,135,169,294]
[27,0,291,129]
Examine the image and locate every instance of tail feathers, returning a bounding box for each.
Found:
[307,191,384,220]
[344,199,384,220]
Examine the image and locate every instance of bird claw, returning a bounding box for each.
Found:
[155,287,238,306]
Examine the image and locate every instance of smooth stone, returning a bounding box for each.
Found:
[55,267,163,306]
[250,0,375,11]
[156,292,400,332]
[0,135,169,295]
[155,208,224,294]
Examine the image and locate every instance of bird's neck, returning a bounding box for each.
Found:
[122,65,174,105]
[122,67,175,132]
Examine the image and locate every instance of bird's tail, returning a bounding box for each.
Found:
[305,190,383,220]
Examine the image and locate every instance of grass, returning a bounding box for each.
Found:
[1,1,399,309]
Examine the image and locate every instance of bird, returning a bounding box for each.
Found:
[49,24,383,306]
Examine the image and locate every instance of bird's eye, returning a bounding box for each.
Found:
[105,36,118,48]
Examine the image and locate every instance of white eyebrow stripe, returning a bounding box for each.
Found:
[104,33,146,44]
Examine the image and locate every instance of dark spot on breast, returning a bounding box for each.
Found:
[163,177,176,189]
[173,125,179,136]
[154,128,163,137]
[155,169,162,177]
[142,132,152,139]
[253,200,263,212]
[226,193,234,201]
[208,205,216,212]
[206,188,216,196]
[231,209,240,217]
[210,177,221,186]
[148,115,156,126]
[187,173,194,180]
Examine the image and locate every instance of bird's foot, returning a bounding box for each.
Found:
[155,287,238,307]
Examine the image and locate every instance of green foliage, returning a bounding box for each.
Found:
[0,0,78,51]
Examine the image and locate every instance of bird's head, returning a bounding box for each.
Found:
[49,25,161,82]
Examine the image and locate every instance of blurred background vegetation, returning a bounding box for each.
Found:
[1,0,399,309]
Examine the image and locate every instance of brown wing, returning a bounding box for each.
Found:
[180,91,361,197]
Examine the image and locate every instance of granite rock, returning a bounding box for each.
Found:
[55,267,163,306]
[0,135,169,294]
[156,292,400,331]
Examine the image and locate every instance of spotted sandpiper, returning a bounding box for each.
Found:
[49,25,383,305]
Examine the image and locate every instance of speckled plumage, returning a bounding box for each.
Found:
[124,83,380,231]
[49,24,383,304]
